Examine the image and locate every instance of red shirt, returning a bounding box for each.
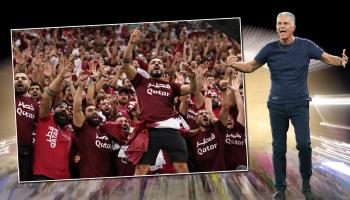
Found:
[224,122,247,170]
[186,121,226,172]
[33,115,76,179]
[131,73,181,122]
[74,122,114,178]
[15,95,39,145]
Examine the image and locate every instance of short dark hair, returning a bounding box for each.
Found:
[117,87,131,94]
[149,56,163,63]
[83,103,95,112]
[30,82,42,92]
[53,101,68,110]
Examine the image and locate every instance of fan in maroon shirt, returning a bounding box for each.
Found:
[28,82,42,104]
[101,115,136,176]
[73,75,114,178]
[121,29,197,175]
[15,72,39,181]
[224,73,247,170]
[33,61,77,180]
[114,87,131,121]
[99,98,115,122]
[179,65,213,130]
[184,77,237,172]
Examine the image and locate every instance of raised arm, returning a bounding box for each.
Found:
[73,75,88,128]
[230,72,245,125]
[178,95,188,116]
[219,88,230,127]
[227,50,263,73]
[39,60,74,119]
[86,76,95,106]
[320,49,348,68]
[193,62,206,109]
[180,62,197,96]
[122,29,142,81]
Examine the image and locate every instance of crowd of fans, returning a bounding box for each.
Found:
[12,20,247,181]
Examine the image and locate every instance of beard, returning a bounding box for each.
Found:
[54,112,70,128]
[102,109,111,118]
[15,85,27,96]
[118,97,128,105]
[86,116,101,127]
[219,86,227,92]
[15,90,26,96]
[102,83,109,90]
[150,70,163,78]
[227,123,234,130]
[200,120,212,128]
[212,101,220,110]
[121,123,130,133]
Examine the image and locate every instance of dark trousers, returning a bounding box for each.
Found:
[18,145,33,181]
[267,102,312,192]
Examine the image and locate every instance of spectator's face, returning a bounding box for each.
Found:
[116,116,130,133]
[276,15,295,40]
[227,115,234,129]
[29,85,42,101]
[98,57,104,65]
[211,94,220,109]
[148,58,164,78]
[39,52,44,59]
[14,73,30,95]
[207,76,215,85]
[99,99,112,117]
[118,92,129,105]
[84,52,90,60]
[219,80,228,91]
[195,54,201,62]
[123,79,132,89]
[85,105,101,127]
[65,87,73,101]
[105,94,112,102]
[132,60,140,68]
[108,74,114,85]
[97,89,105,99]
[67,105,73,121]
[53,103,70,127]
[197,109,212,128]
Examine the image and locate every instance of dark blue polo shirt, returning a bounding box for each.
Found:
[255,37,324,103]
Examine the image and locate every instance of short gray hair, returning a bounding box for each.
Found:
[277,12,296,26]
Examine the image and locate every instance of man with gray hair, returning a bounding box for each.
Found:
[227,11,348,200]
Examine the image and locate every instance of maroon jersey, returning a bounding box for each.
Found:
[186,96,205,129]
[33,115,76,179]
[101,122,135,176]
[186,121,226,172]
[15,95,39,145]
[115,104,131,121]
[131,73,181,122]
[74,122,114,178]
[224,122,247,170]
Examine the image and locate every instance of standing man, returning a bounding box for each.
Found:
[227,12,348,200]
[73,76,114,178]
[14,73,39,181]
[122,29,197,175]
[33,60,77,180]
[184,80,235,172]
